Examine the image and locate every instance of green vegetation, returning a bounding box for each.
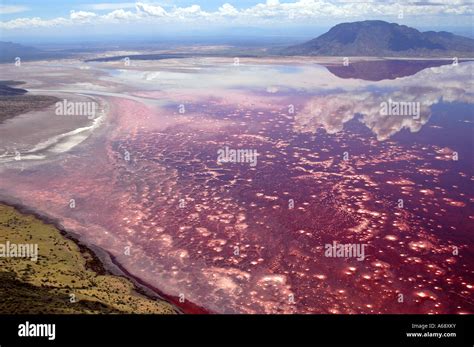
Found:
[0,204,176,314]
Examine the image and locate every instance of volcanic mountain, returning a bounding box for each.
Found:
[283,20,474,57]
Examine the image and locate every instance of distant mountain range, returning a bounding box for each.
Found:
[283,20,474,57]
[1,21,473,63]
[0,41,69,63]
[0,42,39,63]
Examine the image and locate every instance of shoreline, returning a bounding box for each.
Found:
[0,197,210,315]
[108,253,210,314]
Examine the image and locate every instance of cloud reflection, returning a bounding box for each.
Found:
[294,62,474,140]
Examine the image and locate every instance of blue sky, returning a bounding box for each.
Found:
[1,1,473,42]
[0,0,269,19]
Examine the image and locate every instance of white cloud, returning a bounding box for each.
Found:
[0,5,29,15]
[172,5,209,20]
[83,2,137,11]
[102,9,139,21]
[219,4,239,17]
[69,11,97,22]
[1,0,473,30]
[0,16,68,29]
[135,2,167,17]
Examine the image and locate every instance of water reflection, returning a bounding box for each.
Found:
[295,62,473,140]
[323,59,454,81]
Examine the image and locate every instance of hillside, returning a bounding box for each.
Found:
[283,20,474,57]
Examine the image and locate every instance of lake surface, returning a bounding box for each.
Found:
[0,58,472,313]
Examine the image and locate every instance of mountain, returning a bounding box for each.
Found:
[283,20,474,57]
[0,41,69,63]
[0,42,40,63]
